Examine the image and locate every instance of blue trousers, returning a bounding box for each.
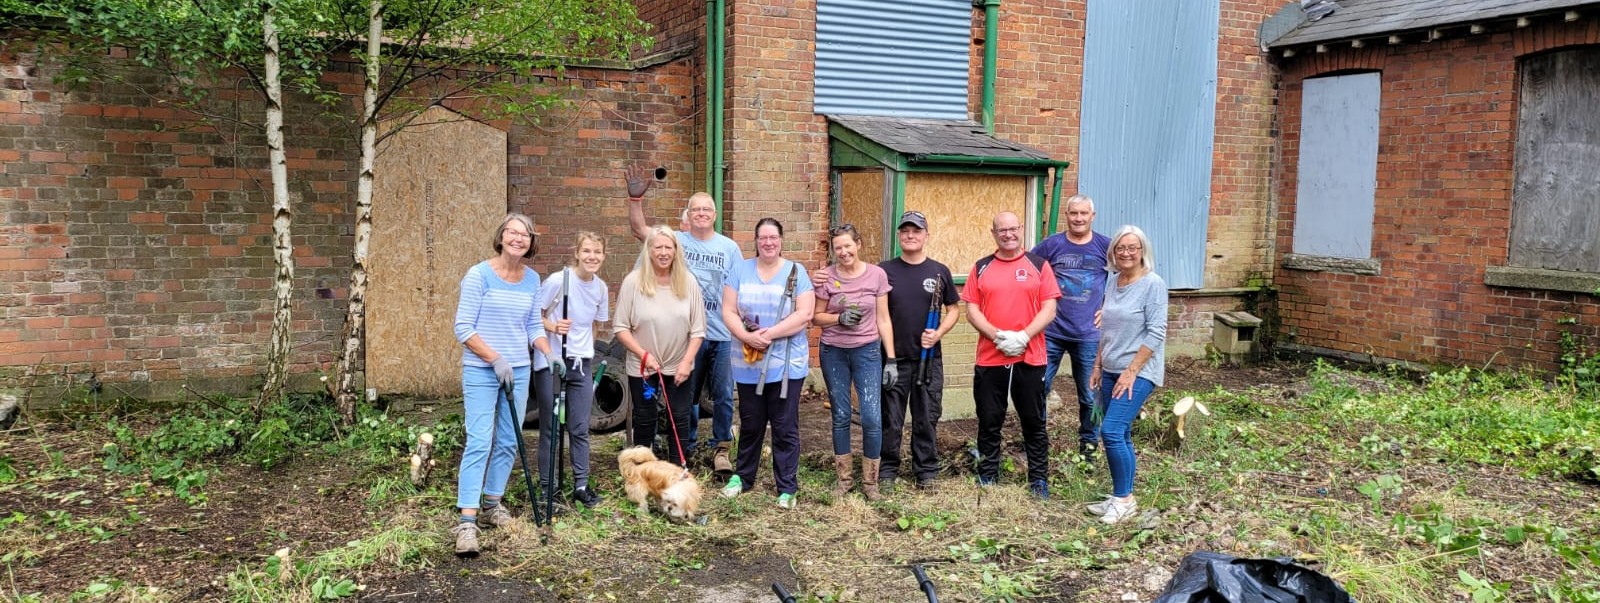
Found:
[1043,335,1101,443]
[456,364,530,510]
[1097,371,1155,498]
[820,342,883,458]
[686,339,735,448]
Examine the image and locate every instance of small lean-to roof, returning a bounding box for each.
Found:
[1264,0,1598,48]
[826,115,1051,161]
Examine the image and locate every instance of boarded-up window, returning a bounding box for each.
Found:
[815,0,969,119]
[1509,47,1600,273]
[1292,72,1381,260]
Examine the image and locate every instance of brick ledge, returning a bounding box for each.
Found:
[1282,254,1381,276]
[1484,265,1600,296]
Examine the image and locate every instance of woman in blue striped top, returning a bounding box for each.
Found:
[449,213,558,557]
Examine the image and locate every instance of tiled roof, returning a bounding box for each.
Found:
[1265,0,1597,48]
[827,115,1052,161]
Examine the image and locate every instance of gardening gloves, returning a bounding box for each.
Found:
[994,330,1029,357]
[490,356,515,387]
[838,306,864,327]
[882,363,899,388]
[550,357,567,381]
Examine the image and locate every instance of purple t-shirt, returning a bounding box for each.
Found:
[815,263,891,348]
[1031,231,1110,342]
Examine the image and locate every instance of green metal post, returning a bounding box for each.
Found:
[705,0,726,232]
[981,0,1000,134]
[890,169,907,258]
[712,0,726,231]
[1047,165,1064,235]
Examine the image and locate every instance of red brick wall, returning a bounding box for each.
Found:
[0,34,698,397]
[1273,19,1600,371]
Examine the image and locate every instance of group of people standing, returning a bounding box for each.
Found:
[445,172,1169,556]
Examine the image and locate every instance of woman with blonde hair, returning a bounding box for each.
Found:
[535,231,609,508]
[1088,224,1168,525]
[613,226,706,466]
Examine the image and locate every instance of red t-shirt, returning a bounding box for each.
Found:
[961,252,1062,367]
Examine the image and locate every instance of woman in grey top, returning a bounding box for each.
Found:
[1087,225,1168,525]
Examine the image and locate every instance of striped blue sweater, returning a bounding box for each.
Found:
[454,261,547,367]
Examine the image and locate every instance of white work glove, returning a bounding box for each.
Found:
[995,331,1027,357]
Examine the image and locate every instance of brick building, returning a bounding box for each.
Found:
[2,0,1287,405]
[1264,0,1600,371]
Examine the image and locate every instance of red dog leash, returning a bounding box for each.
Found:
[641,352,689,467]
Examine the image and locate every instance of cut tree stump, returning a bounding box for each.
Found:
[409,432,436,486]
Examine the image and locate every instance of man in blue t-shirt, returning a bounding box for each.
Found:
[626,167,743,477]
[1029,194,1110,458]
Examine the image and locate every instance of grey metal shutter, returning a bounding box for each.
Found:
[815,0,970,120]
[1078,0,1219,289]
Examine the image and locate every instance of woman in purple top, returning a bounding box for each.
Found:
[812,224,896,501]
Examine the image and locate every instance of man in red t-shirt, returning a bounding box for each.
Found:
[961,211,1062,498]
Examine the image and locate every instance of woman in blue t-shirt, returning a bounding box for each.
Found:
[718,218,814,509]
[449,214,558,557]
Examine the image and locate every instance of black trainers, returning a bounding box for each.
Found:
[1078,442,1101,462]
[572,486,601,509]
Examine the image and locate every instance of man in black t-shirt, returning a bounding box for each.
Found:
[878,211,961,490]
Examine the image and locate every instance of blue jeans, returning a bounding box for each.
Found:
[457,364,530,510]
[1044,336,1100,444]
[686,339,736,447]
[820,342,883,458]
[1098,371,1155,498]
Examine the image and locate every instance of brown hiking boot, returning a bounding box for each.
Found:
[861,458,882,501]
[712,442,733,479]
[831,454,854,498]
[451,522,480,557]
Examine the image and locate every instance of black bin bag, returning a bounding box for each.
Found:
[1153,551,1356,603]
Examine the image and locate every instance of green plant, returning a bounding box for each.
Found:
[1356,474,1402,509]
[978,564,1037,602]
[1459,570,1509,602]
[896,510,957,536]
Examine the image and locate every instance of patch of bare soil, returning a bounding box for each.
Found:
[0,425,371,600]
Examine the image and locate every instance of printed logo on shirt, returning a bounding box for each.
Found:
[1014,268,1030,282]
[921,278,938,293]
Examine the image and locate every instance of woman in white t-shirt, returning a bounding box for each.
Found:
[535,231,610,509]
[613,226,706,468]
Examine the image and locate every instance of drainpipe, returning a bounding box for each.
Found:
[705,0,727,231]
[979,0,1000,133]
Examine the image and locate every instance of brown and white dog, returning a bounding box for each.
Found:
[617,446,703,522]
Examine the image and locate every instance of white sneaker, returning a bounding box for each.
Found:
[1100,497,1138,525]
[1086,496,1114,516]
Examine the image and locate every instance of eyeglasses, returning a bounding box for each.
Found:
[504,230,533,240]
[687,206,716,214]
[756,235,782,242]
[828,224,856,237]
[1114,245,1142,254]
[992,226,1021,235]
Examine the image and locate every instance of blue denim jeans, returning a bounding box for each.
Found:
[820,342,883,458]
[686,339,735,447]
[1097,371,1156,498]
[456,363,531,510]
[1044,335,1100,444]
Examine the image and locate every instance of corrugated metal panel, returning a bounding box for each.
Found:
[1293,72,1380,259]
[1078,0,1219,290]
[816,0,970,120]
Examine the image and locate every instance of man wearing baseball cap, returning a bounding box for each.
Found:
[876,211,960,491]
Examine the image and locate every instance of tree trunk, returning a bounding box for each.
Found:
[334,0,383,424]
[257,4,294,410]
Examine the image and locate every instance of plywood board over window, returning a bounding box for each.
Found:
[369,106,508,397]
[837,169,887,262]
[1510,46,1600,274]
[907,173,1030,277]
